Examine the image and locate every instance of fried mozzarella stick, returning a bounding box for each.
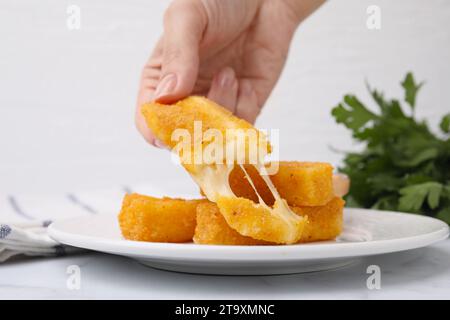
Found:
[228,162,335,207]
[118,172,348,244]
[194,197,345,245]
[119,194,207,243]
[204,164,349,205]
[141,96,307,244]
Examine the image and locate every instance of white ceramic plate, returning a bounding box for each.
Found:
[48,208,449,275]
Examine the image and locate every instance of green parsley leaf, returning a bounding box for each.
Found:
[331,95,378,134]
[440,113,450,133]
[398,182,443,212]
[436,206,450,224]
[401,72,423,111]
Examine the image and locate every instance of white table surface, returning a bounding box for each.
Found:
[1,239,450,300]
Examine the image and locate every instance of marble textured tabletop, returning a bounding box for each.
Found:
[1,239,449,299]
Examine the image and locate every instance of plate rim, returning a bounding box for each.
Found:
[48,208,449,261]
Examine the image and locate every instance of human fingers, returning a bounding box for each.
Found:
[235,79,261,124]
[207,67,239,113]
[154,0,207,103]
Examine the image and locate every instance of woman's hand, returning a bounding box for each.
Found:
[136,0,323,146]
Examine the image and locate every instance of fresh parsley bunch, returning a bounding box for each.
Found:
[332,73,450,223]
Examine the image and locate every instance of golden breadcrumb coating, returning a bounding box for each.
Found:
[194,197,344,245]
[193,201,270,245]
[141,96,255,149]
[228,162,334,207]
[141,96,271,165]
[118,193,207,243]
[216,196,306,244]
[291,197,344,242]
[270,162,334,206]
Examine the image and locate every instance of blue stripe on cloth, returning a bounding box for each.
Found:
[42,220,53,227]
[0,224,12,239]
[55,245,66,256]
[66,193,97,214]
[8,195,35,220]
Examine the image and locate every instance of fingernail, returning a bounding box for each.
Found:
[217,68,235,87]
[154,73,177,100]
[154,138,167,149]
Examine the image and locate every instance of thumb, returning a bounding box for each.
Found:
[154,1,206,103]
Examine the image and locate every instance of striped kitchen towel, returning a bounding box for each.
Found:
[0,183,179,262]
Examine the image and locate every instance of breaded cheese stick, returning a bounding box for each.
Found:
[194,197,345,245]
[228,162,334,207]
[119,193,207,243]
[141,96,307,244]
[193,201,271,245]
[203,165,348,205]
[292,197,345,243]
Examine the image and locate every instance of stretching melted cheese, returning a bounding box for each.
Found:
[184,140,305,244]
[141,96,307,244]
